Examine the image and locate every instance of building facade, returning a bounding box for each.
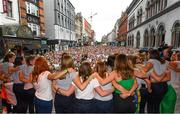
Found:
[82,18,92,45]
[0,0,47,58]
[44,0,76,51]
[0,0,20,58]
[127,0,180,49]
[117,11,128,46]
[0,0,19,25]
[75,12,83,46]
[18,0,45,37]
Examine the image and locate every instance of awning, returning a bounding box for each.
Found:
[23,44,41,50]
[47,39,59,45]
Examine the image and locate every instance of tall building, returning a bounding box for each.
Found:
[0,0,20,58]
[127,0,180,49]
[44,0,76,51]
[75,12,83,46]
[117,11,128,46]
[82,18,92,45]
[0,0,47,58]
[18,0,45,37]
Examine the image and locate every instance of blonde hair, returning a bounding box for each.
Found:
[115,54,134,80]
[95,61,107,79]
[61,55,74,70]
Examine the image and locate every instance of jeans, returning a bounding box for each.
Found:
[54,93,75,113]
[94,99,113,113]
[139,87,149,113]
[24,88,35,113]
[13,83,26,113]
[73,98,95,113]
[147,82,168,113]
[34,96,53,113]
[113,93,136,113]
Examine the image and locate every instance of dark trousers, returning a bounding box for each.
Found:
[13,83,26,113]
[139,86,149,113]
[2,99,12,113]
[94,99,113,113]
[24,88,35,113]
[73,98,95,113]
[34,96,53,113]
[113,93,136,113]
[54,93,75,113]
[147,82,168,113]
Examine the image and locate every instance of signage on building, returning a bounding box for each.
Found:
[2,25,19,36]
[27,15,39,24]
[3,0,8,13]
[41,40,47,45]
[16,25,34,38]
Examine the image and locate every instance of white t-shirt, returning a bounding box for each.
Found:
[170,61,180,86]
[72,78,99,100]
[94,78,113,101]
[148,59,168,82]
[34,71,53,101]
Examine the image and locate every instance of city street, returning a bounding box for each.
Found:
[0,0,180,113]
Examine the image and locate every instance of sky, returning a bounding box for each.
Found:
[70,0,133,42]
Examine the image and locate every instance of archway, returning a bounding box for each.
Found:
[144,29,149,47]
[150,27,156,47]
[136,31,140,48]
[172,21,180,48]
[158,23,166,46]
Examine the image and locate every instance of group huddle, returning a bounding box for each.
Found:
[0,46,179,113]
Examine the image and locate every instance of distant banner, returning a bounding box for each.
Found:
[3,0,8,13]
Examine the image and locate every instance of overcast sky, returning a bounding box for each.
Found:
[70,0,132,42]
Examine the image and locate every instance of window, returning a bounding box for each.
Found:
[61,16,64,27]
[144,30,149,47]
[65,18,67,28]
[136,32,140,48]
[7,1,13,17]
[131,35,134,47]
[150,28,156,47]
[172,22,180,48]
[129,15,135,30]
[164,0,167,8]
[137,8,143,25]
[26,2,31,14]
[158,24,166,46]
[58,14,60,25]
[27,23,40,36]
[146,0,167,19]
[26,2,39,16]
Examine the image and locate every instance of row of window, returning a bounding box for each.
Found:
[127,21,180,48]
[26,2,39,17]
[146,0,167,19]
[28,23,40,36]
[57,0,75,21]
[128,0,167,30]
[57,13,75,31]
[6,1,13,18]
[143,25,165,47]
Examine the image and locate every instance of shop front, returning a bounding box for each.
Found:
[0,25,47,56]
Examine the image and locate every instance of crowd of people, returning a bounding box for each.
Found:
[0,45,179,113]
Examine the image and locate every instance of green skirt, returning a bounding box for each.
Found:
[160,85,177,113]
